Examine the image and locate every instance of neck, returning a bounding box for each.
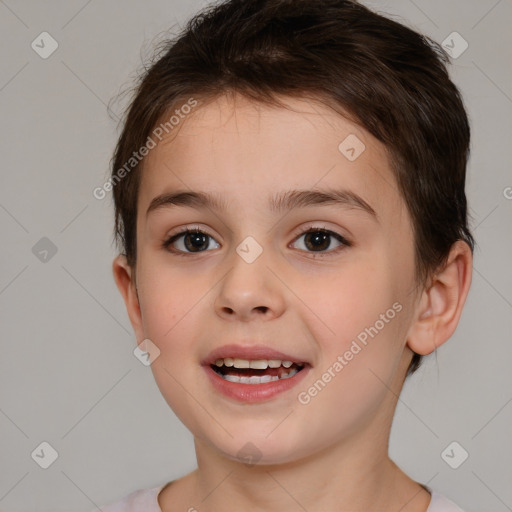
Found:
[189,417,427,512]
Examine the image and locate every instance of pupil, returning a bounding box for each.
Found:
[305,231,329,251]
[185,232,208,252]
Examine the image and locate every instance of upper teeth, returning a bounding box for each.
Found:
[214,358,297,369]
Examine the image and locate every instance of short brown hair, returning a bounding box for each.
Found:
[110,0,474,376]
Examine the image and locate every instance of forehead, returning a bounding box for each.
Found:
[138,93,404,222]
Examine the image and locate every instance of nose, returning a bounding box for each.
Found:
[214,245,286,322]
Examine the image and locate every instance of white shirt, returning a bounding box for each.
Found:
[91,484,465,511]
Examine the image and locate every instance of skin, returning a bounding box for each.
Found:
[113,92,472,512]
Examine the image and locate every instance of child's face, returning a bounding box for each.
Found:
[122,93,422,464]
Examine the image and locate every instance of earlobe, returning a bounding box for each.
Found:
[406,241,473,356]
[112,255,144,340]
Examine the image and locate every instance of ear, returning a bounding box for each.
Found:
[406,240,473,355]
[112,254,145,342]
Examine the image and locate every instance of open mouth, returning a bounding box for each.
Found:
[210,358,306,384]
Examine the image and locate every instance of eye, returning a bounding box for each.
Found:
[163,226,350,257]
[290,227,351,256]
[163,228,220,255]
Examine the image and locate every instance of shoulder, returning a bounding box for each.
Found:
[427,491,466,512]
[88,486,163,512]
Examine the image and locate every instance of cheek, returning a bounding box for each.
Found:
[135,260,213,391]
[292,255,409,402]
[294,308,408,446]
[295,256,400,343]
[136,258,204,343]
[136,266,210,427]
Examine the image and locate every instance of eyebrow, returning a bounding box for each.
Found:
[146,188,377,219]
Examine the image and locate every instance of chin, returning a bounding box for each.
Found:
[202,426,313,466]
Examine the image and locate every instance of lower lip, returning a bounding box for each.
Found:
[203,364,310,403]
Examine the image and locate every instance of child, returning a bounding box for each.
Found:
[100,0,474,510]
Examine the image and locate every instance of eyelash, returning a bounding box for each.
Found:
[162,225,352,258]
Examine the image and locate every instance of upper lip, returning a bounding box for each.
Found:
[202,344,310,366]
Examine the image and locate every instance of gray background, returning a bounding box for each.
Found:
[0,0,511,511]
